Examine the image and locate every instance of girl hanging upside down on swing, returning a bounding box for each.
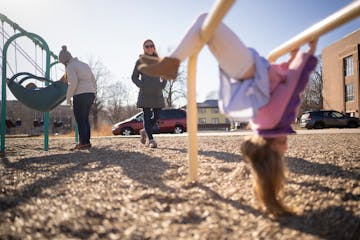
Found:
[138,13,318,216]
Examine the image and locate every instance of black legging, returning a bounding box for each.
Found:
[142,108,161,140]
[73,93,95,145]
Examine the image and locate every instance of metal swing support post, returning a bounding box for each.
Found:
[268,0,360,62]
[187,0,236,181]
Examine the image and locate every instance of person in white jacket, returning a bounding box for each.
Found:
[59,45,97,150]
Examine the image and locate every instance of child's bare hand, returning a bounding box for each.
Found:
[290,48,299,57]
[308,39,318,55]
[288,48,299,63]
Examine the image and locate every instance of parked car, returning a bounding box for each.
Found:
[112,109,187,135]
[299,110,360,129]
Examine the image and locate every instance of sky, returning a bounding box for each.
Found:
[1,0,359,106]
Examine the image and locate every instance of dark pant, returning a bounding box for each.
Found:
[143,108,161,140]
[73,93,95,145]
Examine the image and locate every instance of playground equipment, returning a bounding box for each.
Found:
[186,0,360,181]
[7,72,67,112]
[0,13,66,153]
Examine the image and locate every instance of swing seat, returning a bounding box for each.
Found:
[7,72,68,112]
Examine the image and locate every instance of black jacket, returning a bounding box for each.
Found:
[131,59,167,108]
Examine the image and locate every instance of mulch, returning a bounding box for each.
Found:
[0,133,359,239]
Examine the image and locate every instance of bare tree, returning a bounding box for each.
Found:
[299,57,323,114]
[163,66,187,108]
[105,78,134,123]
[106,87,124,124]
[122,104,139,119]
[88,58,110,130]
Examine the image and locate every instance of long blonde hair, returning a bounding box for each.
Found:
[241,135,292,216]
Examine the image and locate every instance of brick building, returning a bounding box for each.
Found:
[2,100,74,135]
[322,28,360,117]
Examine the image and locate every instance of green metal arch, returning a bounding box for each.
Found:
[1,31,54,152]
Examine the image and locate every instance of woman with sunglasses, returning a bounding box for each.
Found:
[131,39,167,148]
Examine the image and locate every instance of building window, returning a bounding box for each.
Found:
[345,83,354,102]
[211,108,219,114]
[198,108,206,114]
[198,118,206,124]
[211,118,219,124]
[344,56,354,77]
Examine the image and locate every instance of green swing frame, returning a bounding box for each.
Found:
[0,14,66,154]
[7,72,67,112]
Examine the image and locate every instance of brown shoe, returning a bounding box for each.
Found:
[149,139,157,148]
[138,57,180,80]
[81,143,92,149]
[140,54,160,65]
[70,143,91,151]
[139,129,147,145]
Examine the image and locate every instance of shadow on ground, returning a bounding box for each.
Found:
[0,146,174,211]
[1,146,359,239]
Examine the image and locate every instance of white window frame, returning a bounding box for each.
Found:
[211,108,219,114]
[198,108,206,114]
[211,118,219,124]
[345,83,354,102]
[198,118,206,124]
[344,56,354,77]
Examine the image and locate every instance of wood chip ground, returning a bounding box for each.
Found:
[1,133,359,239]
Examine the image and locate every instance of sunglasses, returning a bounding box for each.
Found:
[144,44,155,49]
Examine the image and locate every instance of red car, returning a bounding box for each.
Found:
[112,109,187,135]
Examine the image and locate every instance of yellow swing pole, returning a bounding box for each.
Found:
[268,0,360,62]
[187,0,235,181]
